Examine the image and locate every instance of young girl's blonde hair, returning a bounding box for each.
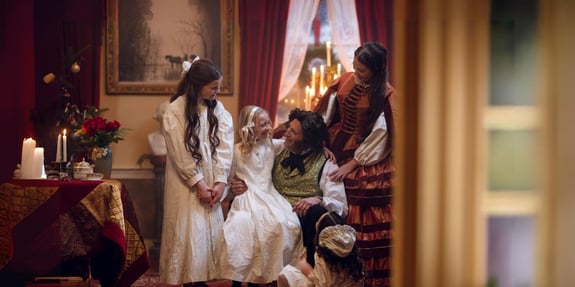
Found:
[237,105,269,155]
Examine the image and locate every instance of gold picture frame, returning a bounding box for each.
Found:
[106,0,233,95]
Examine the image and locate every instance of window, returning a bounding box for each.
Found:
[275,0,346,125]
[485,1,538,286]
[393,0,574,285]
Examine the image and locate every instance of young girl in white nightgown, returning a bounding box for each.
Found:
[219,105,305,287]
[160,56,234,287]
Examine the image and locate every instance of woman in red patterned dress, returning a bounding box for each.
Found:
[314,41,396,287]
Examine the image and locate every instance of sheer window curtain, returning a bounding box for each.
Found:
[277,0,359,123]
[277,0,319,106]
[326,0,361,73]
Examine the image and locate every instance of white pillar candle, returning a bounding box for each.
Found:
[34,147,45,179]
[21,138,36,179]
[320,65,325,93]
[305,85,311,111]
[311,67,317,96]
[56,133,62,162]
[337,63,341,77]
[326,41,331,67]
[62,129,67,162]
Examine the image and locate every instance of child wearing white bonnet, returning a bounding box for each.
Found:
[318,225,356,258]
[278,212,364,287]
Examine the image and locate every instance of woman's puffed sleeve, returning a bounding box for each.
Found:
[319,160,348,217]
[353,111,391,166]
[355,83,396,166]
[214,107,234,185]
[162,104,204,189]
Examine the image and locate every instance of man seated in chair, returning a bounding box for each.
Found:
[230,108,347,266]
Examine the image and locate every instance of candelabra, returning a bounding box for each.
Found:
[304,41,342,110]
[279,42,346,121]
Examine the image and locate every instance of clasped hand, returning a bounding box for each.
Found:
[293,197,321,217]
[196,180,224,207]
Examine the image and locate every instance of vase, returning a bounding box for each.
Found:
[92,146,113,179]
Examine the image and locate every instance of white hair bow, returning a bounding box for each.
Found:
[182,56,201,74]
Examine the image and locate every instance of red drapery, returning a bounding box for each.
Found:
[33,0,104,165]
[355,0,394,80]
[0,0,104,182]
[0,0,36,183]
[238,0,290,124]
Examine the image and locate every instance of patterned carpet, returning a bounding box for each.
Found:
[88,272,233,287]
[129,273,232,287]
[126,273,278,287]
[132,272,232,287]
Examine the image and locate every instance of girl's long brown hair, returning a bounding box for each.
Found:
[170,56,223,163]
[354,42,389,140]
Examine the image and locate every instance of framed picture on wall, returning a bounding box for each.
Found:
[105,0,233,95]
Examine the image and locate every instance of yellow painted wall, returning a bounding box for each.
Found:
[100,6,241,170]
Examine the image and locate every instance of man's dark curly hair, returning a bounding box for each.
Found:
[287,108,330,153]
[314,212,366,282]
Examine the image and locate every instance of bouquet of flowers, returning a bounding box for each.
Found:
[59,104,126,160]
[76,115,124,159]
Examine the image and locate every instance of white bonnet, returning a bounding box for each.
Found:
[318,224,356,257]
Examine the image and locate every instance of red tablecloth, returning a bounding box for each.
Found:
[0,179,149,287]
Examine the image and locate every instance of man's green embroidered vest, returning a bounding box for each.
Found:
[272,149,326,206]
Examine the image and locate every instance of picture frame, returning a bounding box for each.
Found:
[105,0,233,95]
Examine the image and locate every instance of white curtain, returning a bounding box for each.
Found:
[326,0,360,73]
[278,0,320,102]
[277,0,360,122]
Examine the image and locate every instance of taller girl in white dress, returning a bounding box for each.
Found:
[160,56,234,287]
[219,105,305,287]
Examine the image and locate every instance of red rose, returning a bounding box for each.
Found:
[106,120,121,131]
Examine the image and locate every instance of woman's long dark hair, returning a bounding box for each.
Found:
[170,56,222,163]
[354,42,388,140]
[315,212,365,282]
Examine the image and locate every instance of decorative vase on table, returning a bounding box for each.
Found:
[92,146,113,179]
